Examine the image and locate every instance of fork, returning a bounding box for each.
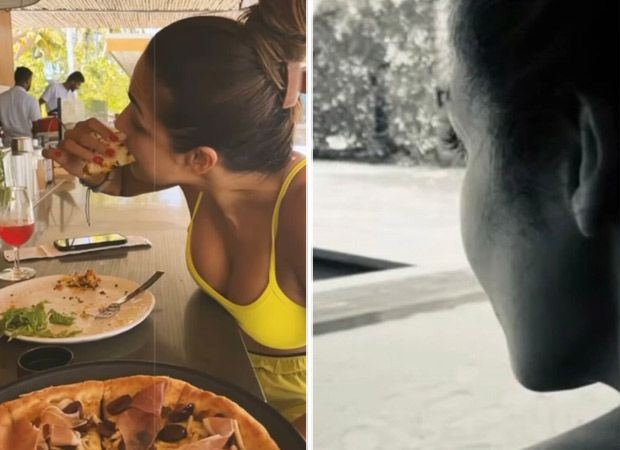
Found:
[93,271,164,319]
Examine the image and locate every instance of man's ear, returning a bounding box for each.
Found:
[571,93,619,238]
[185,146,218,175]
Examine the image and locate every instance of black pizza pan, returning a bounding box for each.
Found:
[0,360,305,449]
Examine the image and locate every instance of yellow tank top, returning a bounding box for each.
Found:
[186,159,306,350]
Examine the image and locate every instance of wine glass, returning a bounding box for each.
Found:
[0,187,36,281]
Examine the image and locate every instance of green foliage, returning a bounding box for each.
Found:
[13,28,130,115]
[314,0,454,164]
[73,29,130,114]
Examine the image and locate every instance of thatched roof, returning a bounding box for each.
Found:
[10,0,251,29]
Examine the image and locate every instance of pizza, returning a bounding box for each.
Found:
[0,376,280,450]
[83,130,135,176]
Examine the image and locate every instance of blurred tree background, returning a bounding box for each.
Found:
[13,28,131,115]
[314,0,464,166]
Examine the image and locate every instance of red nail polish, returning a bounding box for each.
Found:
[105,148,116,157]
[53,150,62,158]
[93,155,104,165]
[109,133,119,142]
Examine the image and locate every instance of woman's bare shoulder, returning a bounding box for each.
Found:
[278,168,306,284]
[281,168,306,237]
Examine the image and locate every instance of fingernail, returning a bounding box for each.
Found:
[109,133,119,142]
[105,148,116,157]
[53,150,62,158]
[92,155,104,165]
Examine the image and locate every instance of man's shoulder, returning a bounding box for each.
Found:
[0,88,12,103]
[12,87,36,102]
[26,93,39,107]
[42,81,59,93]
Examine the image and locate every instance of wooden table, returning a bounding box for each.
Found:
[0,176,263,399]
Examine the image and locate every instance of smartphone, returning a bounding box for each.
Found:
[53,233,127,252]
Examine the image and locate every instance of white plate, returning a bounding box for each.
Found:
[0,274,155,344]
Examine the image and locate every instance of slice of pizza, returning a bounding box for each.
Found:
[3,380,104,450]
[152,383,280,450]
[2,390,51,450]
[83,130,135,176]
[101,375,184,450]
[0,404,16,450]
[33,380,104,450]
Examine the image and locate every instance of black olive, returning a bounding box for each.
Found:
[168,403,194,423]
[106,395,132,415]
[62,401,83,416]
[157,424,188,442]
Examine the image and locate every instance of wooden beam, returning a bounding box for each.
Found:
[0,11,14,87]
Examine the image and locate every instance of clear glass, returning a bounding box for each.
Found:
[0,187,36,281]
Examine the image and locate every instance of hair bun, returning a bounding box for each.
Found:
[242,0,306,90]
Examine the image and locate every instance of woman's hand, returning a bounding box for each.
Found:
[42,118,119,183]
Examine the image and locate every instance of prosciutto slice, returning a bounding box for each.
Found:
[202,417,235,439]
[40,406,81,428]
[43,423,80,447]
[115,382,167,450]
[130,381,166,416]
[116,408,162,450]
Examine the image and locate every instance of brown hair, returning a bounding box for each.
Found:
[144,0,306,173]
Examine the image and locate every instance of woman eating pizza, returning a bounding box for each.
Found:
[44,0,307,436]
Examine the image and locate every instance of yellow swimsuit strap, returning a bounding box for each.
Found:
[269,158,307,281]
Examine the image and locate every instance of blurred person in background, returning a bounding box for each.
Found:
[0,67,41,147]
[39,70,85,116]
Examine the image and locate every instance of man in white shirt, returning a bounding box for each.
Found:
[39,71,85,116]
[0,67,42,147]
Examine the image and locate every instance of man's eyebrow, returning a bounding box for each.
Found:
[128,91,142,115]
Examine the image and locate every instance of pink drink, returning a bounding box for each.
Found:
[0,223,34,246]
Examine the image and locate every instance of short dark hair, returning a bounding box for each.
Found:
[144,0,305,173]
[14,67,33,85]
[452,0,618,154]
[66,71,85,83]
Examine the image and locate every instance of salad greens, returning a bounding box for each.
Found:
[49,309,76,326]
[0,301,81,339]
